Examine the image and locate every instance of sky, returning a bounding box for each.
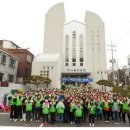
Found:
[0,0,130,69]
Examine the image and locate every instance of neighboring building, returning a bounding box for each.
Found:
[0,39,20,49]
[0,47,19,85]
[7,49,34,83]
[32,3,107,89]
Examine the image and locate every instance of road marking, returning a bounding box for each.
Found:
[0,112,10,115]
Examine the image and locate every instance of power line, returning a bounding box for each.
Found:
[112,20,130,42]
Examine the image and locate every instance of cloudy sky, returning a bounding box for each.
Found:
[0,0,130,69]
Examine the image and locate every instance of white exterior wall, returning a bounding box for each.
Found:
[43,3,65,54]
[0,51,18,82]
[62,21,88,73]
[85,11,107,89]
[31,54,61,89]
[3,40,18,49]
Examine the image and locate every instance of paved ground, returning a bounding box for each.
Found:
[0,112,130,127]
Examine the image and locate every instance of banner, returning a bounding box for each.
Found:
[61,77,93,82]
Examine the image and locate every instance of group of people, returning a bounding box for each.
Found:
[8,87,130,127]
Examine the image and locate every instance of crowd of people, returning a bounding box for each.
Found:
[7,87,130,127]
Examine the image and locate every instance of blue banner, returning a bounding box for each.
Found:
[61,77,93,82]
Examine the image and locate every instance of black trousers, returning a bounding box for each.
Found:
[43,114,49,122]
[70,112,75,122]
[118,111,122,121]
[76,117,81,125]
[64,111,69,123]
[35,108,41,120]
[16,106,22,119]
[32,106,35,117]
[122,111,127,122]
[127,113,130,123]
[89,114,95,123]
[83,109,88,123]
[10,105,16,119]
[50,112,55,124]
[97,114,102,121]
[26,111,32,122]
[104,110,110,121]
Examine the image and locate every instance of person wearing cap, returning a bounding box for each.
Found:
[112,97,120,124]
[15,92,23,122]
[74,101,83,127]
[49,98,56,125]
[42,100,50,126]
[56,99,65,124]
[69,99,75,124]
[34,95,42,122]
[88,100,96,127]
[63,97,69,124]
[8,92,17,121]
[117,96,123,121]
[122,98,129,123]
[102,98,110,123]
[96,98,103,124]
[127,101,130,126]
[25,98,33,122]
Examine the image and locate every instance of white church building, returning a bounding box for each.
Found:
[31,3,107,89]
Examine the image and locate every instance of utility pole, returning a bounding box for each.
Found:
[107,40,116,86]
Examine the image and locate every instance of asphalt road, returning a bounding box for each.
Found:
[0,112,130,127]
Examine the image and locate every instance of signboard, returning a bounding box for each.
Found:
[61,77,93,82]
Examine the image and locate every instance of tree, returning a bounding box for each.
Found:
[23,75,52,89]
[96,80,115,92]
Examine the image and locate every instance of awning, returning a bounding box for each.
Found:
[61,77,93,82]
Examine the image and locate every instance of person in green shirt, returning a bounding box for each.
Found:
[8,92,17,120]
[25,98,33,122]
[15,92,23,121]
[74,101,83,127]
[50,98,56,125]
[34,95,42,122]
[122,98,129,123]
[70,100,75,124]
[42,100,50,126]
[88,101,96,127]
[56,99,65,123]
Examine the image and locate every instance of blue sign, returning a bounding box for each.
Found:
[61,77,93,82]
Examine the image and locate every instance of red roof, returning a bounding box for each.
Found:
[0,47,19,60]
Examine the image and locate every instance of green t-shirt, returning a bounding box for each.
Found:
[70,103,75,112]
[57,106,64,114]
[42,105,49,114]
[75,106,83,117]
[16,96,23,106]
[26,102,33,111]
[9,95,16,105]
[90,105,96,114]
[35,100,41,107]
[50,104,56,113]
[122,102,128,110]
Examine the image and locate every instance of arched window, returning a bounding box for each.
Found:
[79,34,83,49]
[65,35,69,49]
[72,31,76,49]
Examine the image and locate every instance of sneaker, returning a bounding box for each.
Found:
[20,119,23,122]
[89,123,91,127]
[39,123,43,127]
[105,121,109,123]
[38,120,40,122]
[71,122,72,124]
[10,118,13,121]
[14,119,18,122]
[115,122,119,125]
[31,119,32,122]
[36,120,38,122]
[92,124,95,127]
[73,122,75,124]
